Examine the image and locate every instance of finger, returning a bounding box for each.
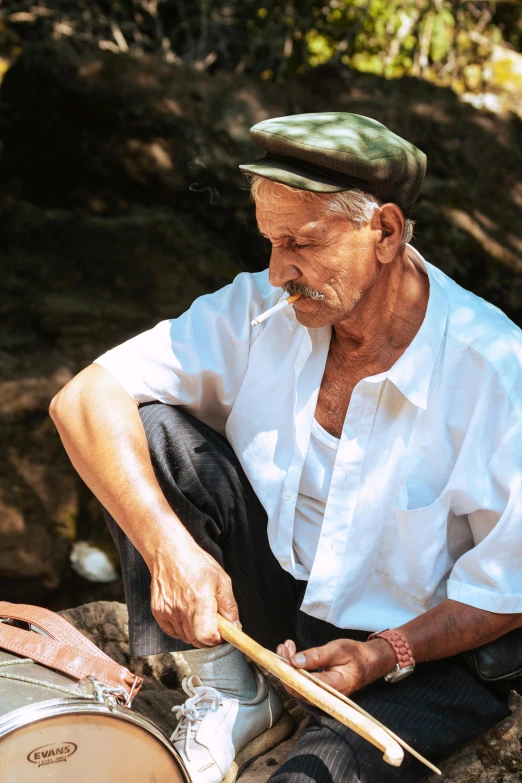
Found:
[191,592,221,647]
[151,609,185,642]
[157,619,180,639]
[166,606,195,645]
[277,647,312,703]
[163,608,189,640]
[172,608,199,648]
[276,642,296,661]
[277,643,292,661]
[183,614,210,649]
[291,642,338,671]
[282,682,307,702]
[216,574,240,626]
[165,618,186,641]
[284,639,297,657]
[308,668,348,694]
[150,582,191,642]
[277,645,312,704]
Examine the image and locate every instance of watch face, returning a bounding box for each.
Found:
[385,664,416,684]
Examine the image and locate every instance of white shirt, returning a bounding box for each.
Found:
[293,418,339,577]
[95,245,522,632]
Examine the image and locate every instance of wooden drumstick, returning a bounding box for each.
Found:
[217,614,404,767]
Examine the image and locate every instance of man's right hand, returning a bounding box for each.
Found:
[149,540,240,648]
[49,365,240,650]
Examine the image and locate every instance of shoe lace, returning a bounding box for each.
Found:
[170,676,223,762]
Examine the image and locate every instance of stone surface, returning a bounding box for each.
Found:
[59,601,522,782]
[427,691,522,783]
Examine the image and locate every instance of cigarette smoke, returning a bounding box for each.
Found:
[282,281,324,300]
[188,157,226,206]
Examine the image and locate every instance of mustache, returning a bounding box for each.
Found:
[282,281,324,300]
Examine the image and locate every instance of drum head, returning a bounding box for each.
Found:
[0,710,189,783]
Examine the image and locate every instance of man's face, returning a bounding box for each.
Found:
[255,185,380,329]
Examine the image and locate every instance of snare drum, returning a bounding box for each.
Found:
[0,651,191,782]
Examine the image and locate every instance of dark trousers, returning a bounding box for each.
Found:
[105,403,511,783]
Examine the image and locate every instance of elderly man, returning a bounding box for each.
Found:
[50,113,522,783]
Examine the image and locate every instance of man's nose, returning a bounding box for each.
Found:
[268,246,300,289]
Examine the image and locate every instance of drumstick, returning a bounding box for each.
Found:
[292,664,441,776]
[217,614,403,767]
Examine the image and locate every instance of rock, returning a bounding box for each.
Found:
[427,691,522,783]
[239,735,303,783]
[70,541,119,583]
[0,413,74,599]
[59,601,522,782]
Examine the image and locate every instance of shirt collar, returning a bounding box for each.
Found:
[279,244,449,410]
[384,245,448,410]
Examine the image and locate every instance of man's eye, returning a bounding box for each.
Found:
[295,243,313,250]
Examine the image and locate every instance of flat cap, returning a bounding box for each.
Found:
[239,112,426,217]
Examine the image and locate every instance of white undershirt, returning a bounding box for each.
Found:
[293,418,340,578]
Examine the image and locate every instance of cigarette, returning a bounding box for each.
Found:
[251,294,301,326]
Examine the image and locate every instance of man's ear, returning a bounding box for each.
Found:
[371,203,404,265]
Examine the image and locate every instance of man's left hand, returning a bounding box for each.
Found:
[276,638,396,700]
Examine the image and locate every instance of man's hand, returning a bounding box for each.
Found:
[150,540,240,648]
[50,365,240,650]
[277,600,522,702]
[276,637,396,700]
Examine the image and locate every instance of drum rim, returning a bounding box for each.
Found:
[0,697,191,782]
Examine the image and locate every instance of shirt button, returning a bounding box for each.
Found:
[283,491,292,501]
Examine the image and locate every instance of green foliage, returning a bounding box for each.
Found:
[1,0,520,94]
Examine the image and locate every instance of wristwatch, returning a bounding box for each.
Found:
[367,628,416,683]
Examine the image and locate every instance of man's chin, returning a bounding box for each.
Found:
[294,309,332,329]
[294,299,358,329]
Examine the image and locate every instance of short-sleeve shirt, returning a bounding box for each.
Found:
[95,245,522,632]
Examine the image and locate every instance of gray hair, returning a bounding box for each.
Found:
[247,174,414,246]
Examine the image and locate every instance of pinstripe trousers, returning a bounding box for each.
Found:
[105,403,511,783]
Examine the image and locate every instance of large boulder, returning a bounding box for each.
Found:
[59,601,522,782]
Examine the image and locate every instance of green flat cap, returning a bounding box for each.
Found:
[239,112,426,217]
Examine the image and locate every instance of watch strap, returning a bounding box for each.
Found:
[367,628,415,670]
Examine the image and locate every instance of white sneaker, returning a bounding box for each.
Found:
[170,667,294,783]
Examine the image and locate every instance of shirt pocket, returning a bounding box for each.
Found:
[374,478,450,605]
